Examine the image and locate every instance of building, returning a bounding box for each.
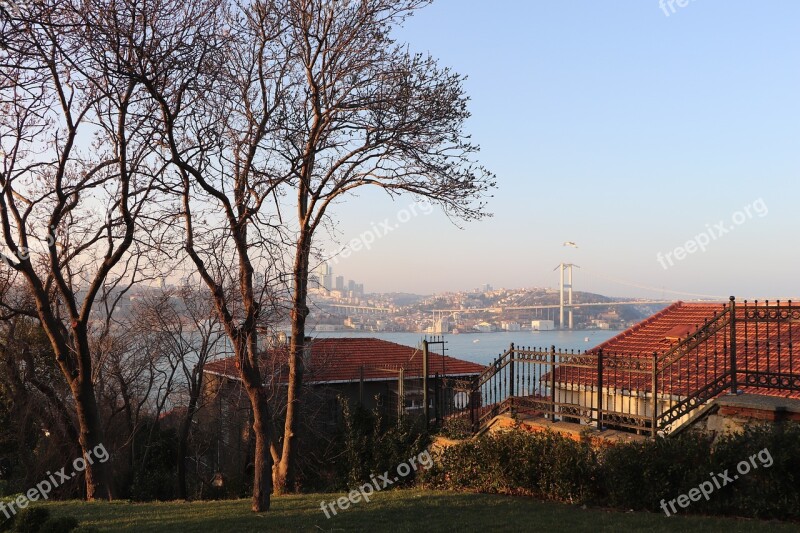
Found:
[446,299,800,438]
[335,276,344,291]
[531,319,555,331]
[199,337,484,492]
[543,300,800,434]
[501,321,521,332]
[314,324,342,332]
[203,337,485,418]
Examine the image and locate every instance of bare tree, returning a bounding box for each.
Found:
[82,0,493,508]
[0,1,161,499]
[270,0,494,492]
[127,283,226,499]
[90,0,292,511]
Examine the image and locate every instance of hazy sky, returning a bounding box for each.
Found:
[319,0,799,299]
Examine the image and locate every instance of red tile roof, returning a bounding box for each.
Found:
[589,301,728,355]
[204,337,485,385]
[549,301,800,400]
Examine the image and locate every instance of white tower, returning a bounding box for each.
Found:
[554,263,579,329]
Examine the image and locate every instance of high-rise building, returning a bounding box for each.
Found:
[335,276,344,291]
[311,262,333,290]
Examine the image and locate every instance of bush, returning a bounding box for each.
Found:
[437,418,473,441]
[599,431,713,510]
[333,399,430,491]
[0,513,13,533]
[40,516,79,533]
[71,527,102,533]
[123,423,177,501]
[12,507,50,533]
[705,423,800,520]
[422,428,598,503]
[130,469,176,502]
[420,422,800,519]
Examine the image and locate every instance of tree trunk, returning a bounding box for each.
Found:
[274,233,310,494]
[73,378,113,500]
[236,333,273,512]
[176,395,198,500]
[245,382,273,511]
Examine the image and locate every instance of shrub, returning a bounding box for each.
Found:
[422,422,800,520]
[124,424,177,501]
[130,469,176,502]
[599,424,800,519]
[0,513,13,533]
[333,399,430,491]
[40,516,79,533]
[705,423,800,520]
[422,428,598,503]
[12,507,50,533]
[437,418,473,441]
[599,431,713,511]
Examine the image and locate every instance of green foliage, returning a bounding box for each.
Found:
[705,423,800,520]
[334,398,430,491]
[130,469,176,503]
[600,431,713,510]
[128,425,178,502]
[422,429,597,503]
[40,516,79,533]
[436,417,473,440]
[421,422,800,519]
[12,507,50,533]
[0,389,13,458]
[70,527,102,533]
[0,511,13,533]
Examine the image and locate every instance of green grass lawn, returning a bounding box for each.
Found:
[39,489,796,532]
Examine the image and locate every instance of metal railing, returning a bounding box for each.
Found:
[433,297,800,436]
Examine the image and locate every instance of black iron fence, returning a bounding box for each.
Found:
[432,297,800,436]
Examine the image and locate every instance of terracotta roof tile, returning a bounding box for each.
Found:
[548,301,800,400]
[204,337,485,385]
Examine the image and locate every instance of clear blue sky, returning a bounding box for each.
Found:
[321,0,800,299]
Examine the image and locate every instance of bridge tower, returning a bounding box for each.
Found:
[554,263,578,329]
